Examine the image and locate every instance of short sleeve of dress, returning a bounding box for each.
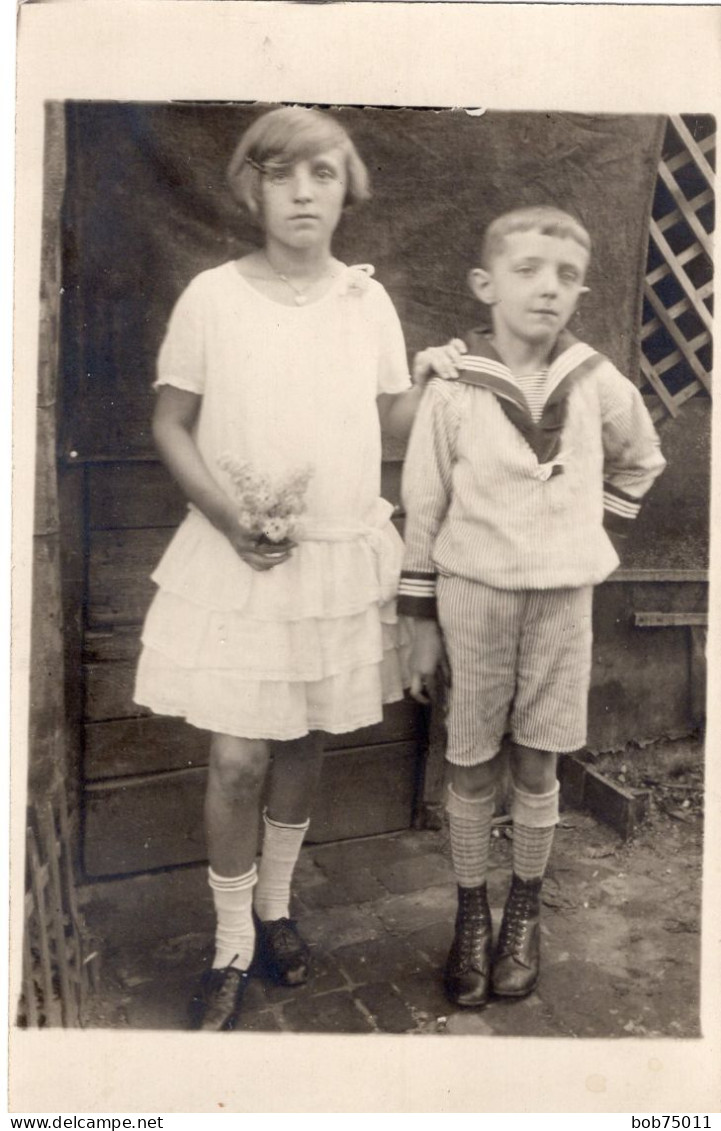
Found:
[373,283,412,396]
[154,273,208,395]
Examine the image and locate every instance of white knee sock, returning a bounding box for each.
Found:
[510,783,559,880]
[254,812,310,922]
[208,863,257,970]
[446,784,496,889]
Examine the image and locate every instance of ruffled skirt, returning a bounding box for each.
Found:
[134,503,411,740]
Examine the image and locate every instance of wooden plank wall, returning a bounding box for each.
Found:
[80,458,428,877]
[30,104,74,811]
[589,576,707,752]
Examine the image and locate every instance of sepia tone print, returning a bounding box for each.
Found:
[20,103,711,1043]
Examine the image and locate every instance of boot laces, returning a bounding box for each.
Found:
[499,886,539,953]
[456,891,491,964]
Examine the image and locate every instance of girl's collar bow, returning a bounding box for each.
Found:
[340,263,375,296]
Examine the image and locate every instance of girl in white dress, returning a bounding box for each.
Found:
[134,106,449,1029]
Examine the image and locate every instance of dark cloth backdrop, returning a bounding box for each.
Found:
[52,105,707,873]
[60,103,666,461]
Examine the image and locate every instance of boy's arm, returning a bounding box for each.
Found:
[377,340,468,441]
[398,381,459,619]
[599,365,666,540]
[398,380,459,702]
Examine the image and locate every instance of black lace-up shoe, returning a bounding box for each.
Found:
[492,874,543,998]
[188,965,249,1031]
[256,916,310,986]
[443,884,493,1007]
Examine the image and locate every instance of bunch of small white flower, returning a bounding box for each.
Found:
[217,455,314,544]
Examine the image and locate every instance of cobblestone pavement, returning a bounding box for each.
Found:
[81,804,702,1038]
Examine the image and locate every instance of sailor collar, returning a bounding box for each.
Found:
[455,329,605,473]
[457,328,603,411]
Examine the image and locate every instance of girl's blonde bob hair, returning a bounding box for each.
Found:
[227,106,371,214]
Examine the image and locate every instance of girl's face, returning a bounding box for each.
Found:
[259,148,347,252]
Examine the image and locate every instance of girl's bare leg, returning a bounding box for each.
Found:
[205,733,271,875]
[265,731,325,823]
[190,732,273,1036]
[190,735,270,1029]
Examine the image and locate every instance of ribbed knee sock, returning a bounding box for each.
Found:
[446,783,496,888]
[510,783,559,880]
[208,863,257,970]
[254,812,310,922]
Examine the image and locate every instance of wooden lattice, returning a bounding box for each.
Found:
[20,791,99,1027]
[641,115,715,422]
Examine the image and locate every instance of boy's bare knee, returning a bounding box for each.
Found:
[511,744,558,793]
[449,759,499,798]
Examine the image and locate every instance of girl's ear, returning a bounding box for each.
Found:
[468,268,496,305]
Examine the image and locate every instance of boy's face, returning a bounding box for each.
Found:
[470,230,590,347]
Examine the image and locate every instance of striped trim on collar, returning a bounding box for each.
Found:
[457,329,602,414]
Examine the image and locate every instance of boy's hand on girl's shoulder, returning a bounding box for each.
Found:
[409,618,448,704]
[412,338,467,387]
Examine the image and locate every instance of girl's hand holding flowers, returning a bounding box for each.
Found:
[222,522,295,572]
[217,456,313,572]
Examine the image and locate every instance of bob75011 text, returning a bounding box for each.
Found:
[632,1119,712,1129]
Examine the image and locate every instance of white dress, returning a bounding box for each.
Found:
[134,261,412,740]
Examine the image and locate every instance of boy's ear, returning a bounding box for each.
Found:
[468,268,496,305]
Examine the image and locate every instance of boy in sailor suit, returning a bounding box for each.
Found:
[398,206,665,1008]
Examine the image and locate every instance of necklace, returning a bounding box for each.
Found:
[263,253,334,306]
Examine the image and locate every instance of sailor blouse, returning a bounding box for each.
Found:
[398,330,666,617]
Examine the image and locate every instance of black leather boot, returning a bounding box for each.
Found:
[188,965,249,1030]
[443,884,493,1007]
[255,914,311,986]
[492,873,542,998]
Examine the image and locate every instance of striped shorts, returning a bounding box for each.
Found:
[437,575,594,766]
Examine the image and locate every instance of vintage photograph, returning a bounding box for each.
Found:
[9,1,720,1116]
[22,100,711,1035]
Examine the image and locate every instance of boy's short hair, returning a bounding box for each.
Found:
[227,106,371,213]
[481,205,591,267]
